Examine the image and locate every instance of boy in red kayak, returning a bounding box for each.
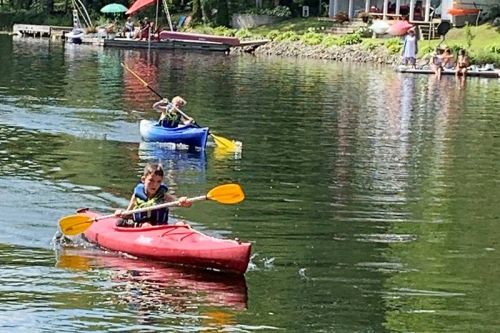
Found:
[115,163,191,227]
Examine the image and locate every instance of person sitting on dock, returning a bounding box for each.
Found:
[123,17,134,38]
[432,47,454,78]
[456,48,470,78]
[431,48,443,77]
[153,96,194,128]
[441,48,455,70]
[134,17,151,40]
[141,18,152,40]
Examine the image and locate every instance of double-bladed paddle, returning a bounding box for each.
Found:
[121,62,239,150]
[59,183,245,236]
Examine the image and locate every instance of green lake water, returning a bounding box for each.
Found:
[1,35,500,332]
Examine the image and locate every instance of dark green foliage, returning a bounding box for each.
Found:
[300,31,323,45]
[0,10,48,29]
[266,29,280,41]
[361,39,380,51]
[191,0,203,24]
[385,37,402,54]
[469,50,500,65]
[243,5,291,17]
[485,44,500,54]
[214,0,229,27]
[448,44,463,54]
[464,23,475,49]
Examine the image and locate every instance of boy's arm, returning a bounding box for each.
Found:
[152,99,169,112]
[115,194,136,217]
[126,194,136,211]
[164,193,192,207]
[181,114,194,125]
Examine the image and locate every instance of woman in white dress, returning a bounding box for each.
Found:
[402,28,418,68]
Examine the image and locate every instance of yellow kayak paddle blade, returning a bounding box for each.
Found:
[59,214,95,236]
[211,133,241,151]
[207,184,245,204]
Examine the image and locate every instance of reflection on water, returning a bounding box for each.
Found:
[0,243,248,331]
[1,33,500,332]
[138,141,207,184]
[56,248,248,312]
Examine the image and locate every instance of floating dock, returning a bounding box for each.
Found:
[13,24,72,39]
[11,24,269,53]
[396,66,499,79]
[102,37,232,52]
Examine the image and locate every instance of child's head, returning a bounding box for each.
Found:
[172,96,186,109]
[459,48,466,56]
[141,163,164,197]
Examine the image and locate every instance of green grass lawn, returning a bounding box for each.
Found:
[418,23,500,51]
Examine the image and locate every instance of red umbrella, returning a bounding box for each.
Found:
[387,20,414,36]
[126,0,156,15]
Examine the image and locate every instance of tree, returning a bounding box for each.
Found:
[47,0,54,13]
[215,0,229,26]
[191,0,203,23]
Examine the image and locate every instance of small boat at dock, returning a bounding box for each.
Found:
[159,31,241,46]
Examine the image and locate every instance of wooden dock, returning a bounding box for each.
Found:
[396,66,500,79]
[13,24,72,38]
[103,37,232,52]
[238,39,270,47]
[101,37,269,52]
[12,24,270,53]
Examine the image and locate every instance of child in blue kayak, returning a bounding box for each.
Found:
[153,95,194,128]
[115,163,191,227]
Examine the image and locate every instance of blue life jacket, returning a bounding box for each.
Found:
[132,183,169,225]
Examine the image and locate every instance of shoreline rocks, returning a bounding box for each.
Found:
[232,41,401,65]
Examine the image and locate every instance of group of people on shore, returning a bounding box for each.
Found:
[430,47,470,78]
[122,17,156,40]
[401,27,471,78]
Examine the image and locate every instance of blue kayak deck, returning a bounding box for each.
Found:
[139,120,209,150]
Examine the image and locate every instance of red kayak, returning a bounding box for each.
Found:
[79,210,251,275]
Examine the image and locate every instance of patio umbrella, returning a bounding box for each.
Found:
[387,20,413,36]
[370,20,390,34]
[126,0,156,15]
[100,3,128,14]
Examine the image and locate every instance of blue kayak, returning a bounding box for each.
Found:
[140,120,209,150]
